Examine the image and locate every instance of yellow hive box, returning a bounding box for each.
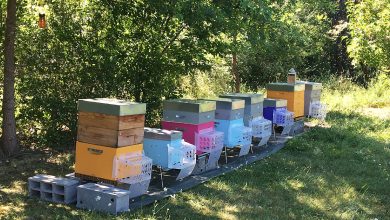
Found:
[75,141,143,181]
[266,83,305,118]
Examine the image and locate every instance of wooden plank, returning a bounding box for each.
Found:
[77,125,144,147]
[78,112,145,130]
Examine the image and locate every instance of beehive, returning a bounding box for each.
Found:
[143,128,196,169]
[266,83,305,118]
[219,93,264,126]
[263,98,287,122]
[162,99,222,155]
[201,98,250,148]
[75,98,147,183]
[297,81,322,116]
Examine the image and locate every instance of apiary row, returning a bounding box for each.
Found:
[29,78,326,215]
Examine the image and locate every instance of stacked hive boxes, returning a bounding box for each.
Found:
[74,98,152,197]
[220,93,272,145]
[143,128,196,180]
[298,81,324,116]
[266,83,305,119]
[264,98,294,135]
[202,98,252,156]
[161,99,224,171]
[263,98,288,122]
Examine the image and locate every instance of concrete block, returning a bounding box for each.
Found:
[77,183,130,215]
[28,174,80,204]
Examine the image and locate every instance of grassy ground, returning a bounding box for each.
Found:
[1,77,389,219]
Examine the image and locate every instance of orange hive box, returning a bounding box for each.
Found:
[266,83,305,118]
[74,141,143,181]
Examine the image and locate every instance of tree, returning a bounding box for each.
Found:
[347,0,390,83]
[1,0,18,158]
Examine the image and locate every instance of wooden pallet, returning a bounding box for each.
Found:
[294,116,305,121]
[75,173,118,186]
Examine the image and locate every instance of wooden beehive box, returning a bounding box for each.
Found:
[266,83,305,118]
[77,98,146,147]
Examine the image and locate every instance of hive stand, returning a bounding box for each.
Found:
[77,183,130,215]
[28,174,81,204]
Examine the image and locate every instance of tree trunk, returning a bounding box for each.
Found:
[232,52,239,93]
[1,0,18,158]
[331,0,354,78]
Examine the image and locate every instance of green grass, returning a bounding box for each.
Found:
[1,77,390,219]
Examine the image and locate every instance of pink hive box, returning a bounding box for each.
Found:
[161,121,214,147]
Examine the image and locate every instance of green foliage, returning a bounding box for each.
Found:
[240,0,337,90]
[0,0,388,148]
[15,0,222,147]
[347,0,390,73]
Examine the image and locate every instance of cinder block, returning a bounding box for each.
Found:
[77,183,130,215]
[52,178,80,204]
[28,174,80,204]
[40,191,53,201]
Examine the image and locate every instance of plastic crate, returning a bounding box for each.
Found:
[195,128,224,154]
[273,108,294,127]
[309,101,327,120]
[241,126,252,146]
[169,141,196,169]
[250,117,272,138]
[116,156,152,199]
[118,156,152,184]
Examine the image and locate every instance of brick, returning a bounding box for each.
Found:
[77,183,130,215]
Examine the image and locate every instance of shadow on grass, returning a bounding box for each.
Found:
[1,110,389,219]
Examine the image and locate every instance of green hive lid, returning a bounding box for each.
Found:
[266,83,305,92]
[219,93,264,104]
[163,99,216,113]
[78,98,146,116]
[263,98,287,107]
[144,127,182,141]
[200,98,245,110]
[297,81,322,90]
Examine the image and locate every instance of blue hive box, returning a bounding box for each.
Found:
[263,98,287,122]
[143,128,196,169]
[200,98,250,148]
